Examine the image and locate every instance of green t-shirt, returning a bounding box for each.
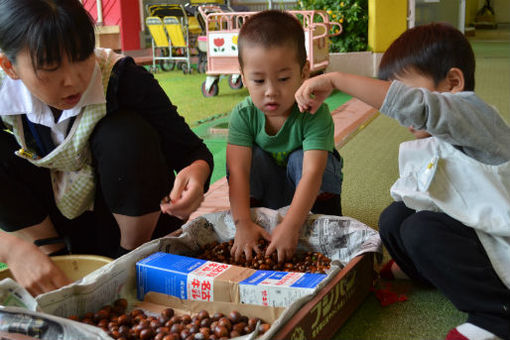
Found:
[228,97,334,166]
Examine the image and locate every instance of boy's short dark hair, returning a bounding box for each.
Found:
[238,10,306,70]
[378,22,475,91]
[0,0,95,70]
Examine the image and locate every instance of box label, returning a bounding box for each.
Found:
[187,262,231,302]
[136,252,232,301]
[137,252,207,300]
[239,271,327,307]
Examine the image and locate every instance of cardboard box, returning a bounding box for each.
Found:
[27,209,381,339]
[136,252,328,307]
[10,251,375,340]
[136,252,376,339]
[272,254,375,340]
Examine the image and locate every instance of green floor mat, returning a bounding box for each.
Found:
[324,90,352,111]
[192,116,229,183]
[0,262,7,271]
[471,41,510,58]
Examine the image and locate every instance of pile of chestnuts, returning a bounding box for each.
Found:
[69,298,270,340]
[197,239,331,274]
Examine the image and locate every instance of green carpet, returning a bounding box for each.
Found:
[154,72,249,124]
[191,116,230,183]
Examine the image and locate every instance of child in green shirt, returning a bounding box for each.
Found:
[227,10,343,264]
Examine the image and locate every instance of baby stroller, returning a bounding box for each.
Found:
[145,3,195,73]
[198,9,342,97]
[184,2,234,74]
[196,4,244,97]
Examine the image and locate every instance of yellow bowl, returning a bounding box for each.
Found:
[0,254,113,282]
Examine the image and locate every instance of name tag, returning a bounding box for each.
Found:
[418,155,439,192]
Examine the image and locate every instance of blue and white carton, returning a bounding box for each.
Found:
[238,270,327,307]
[136,252,327,307]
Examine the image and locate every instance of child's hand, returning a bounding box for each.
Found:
[295,74,335,114]
[231,220,271,262]
[265,222,299,264]
[408,126,431,139]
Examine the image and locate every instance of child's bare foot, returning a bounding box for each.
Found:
[380,259,410,280]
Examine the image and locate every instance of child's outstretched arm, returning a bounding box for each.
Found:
[227,144,271,262]
[295,72,391,114]
[266,150,327,263]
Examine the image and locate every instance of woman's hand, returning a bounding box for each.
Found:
[160,160,210,221]
[4,237,71,296]
[231,219,271,262]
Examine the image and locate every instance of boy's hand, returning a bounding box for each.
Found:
[408,126,431,139]
[295,74,335,114]
[265,222,299,263]
[231,219,271,262]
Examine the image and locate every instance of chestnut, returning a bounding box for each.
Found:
[228,311,241,324]
[197,310,209,320]
[162,335,179,340]
[259,323,271,334]
[213,325,228,338]
[170,323,183,334]
[211,312,224,322]
[161,307,175,319]
[217,317,231,331]
[114,298,128,310]
[139,328,154,340]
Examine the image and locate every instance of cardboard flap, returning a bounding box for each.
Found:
[139,292,285,323]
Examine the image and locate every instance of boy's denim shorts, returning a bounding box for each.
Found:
[228,145,343,210]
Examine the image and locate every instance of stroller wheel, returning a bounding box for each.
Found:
[228,74,243,90]
[160,60,175,71]
[180,63,192,74]
[201,80,219,97]
[177,61,187,73]
[197,61,207,73]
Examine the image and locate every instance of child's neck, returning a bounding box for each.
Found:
[264,110,291,136]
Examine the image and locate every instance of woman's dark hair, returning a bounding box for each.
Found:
[0,0,95,70]
[378,22,475,91]
[238,10,307,70]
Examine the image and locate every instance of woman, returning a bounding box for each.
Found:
[0,0,213,296]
